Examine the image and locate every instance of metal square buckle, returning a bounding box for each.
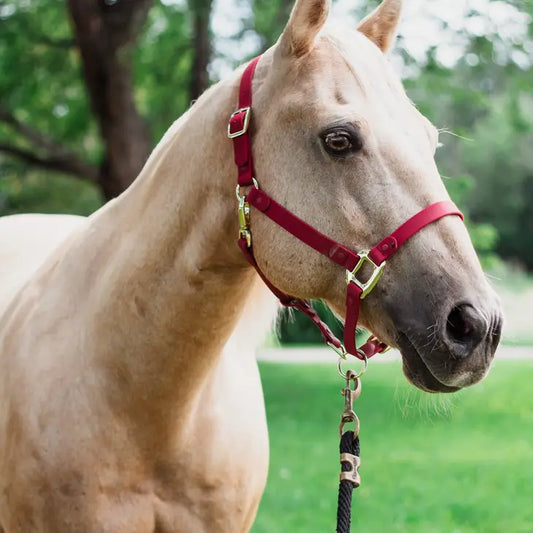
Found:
[346,251,386,299]
[227,107,251,138]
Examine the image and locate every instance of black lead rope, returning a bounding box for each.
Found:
[336,371,362,533]
[336,431,360,533]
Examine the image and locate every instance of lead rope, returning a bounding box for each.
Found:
[336,371,362,533]
[337,432,360,533]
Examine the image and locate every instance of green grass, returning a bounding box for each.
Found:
[503,337,533,347]
[252,361,533,533]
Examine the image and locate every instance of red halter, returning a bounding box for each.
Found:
[228,56,463,360]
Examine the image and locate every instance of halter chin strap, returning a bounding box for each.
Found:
[228,56,464,360]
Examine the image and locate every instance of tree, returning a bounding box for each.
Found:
[188,0,214,101]
[0,1,99,202]
[251,0,293,52]
[66,0,153,198]
[402,3,533,268]
[0,0,213,205]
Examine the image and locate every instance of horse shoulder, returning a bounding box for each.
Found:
[151,282,277,532]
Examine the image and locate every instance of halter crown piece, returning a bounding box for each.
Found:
[228,56,464,361]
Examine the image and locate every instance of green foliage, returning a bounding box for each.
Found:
[0,0,102,214]
[463,95,533,268]
[0,170,101,216]
[253,361,533,532]
[277,301,350,345]
[404,13,533,269]
[0,0,194,215]
[444,175,500,268]
[251,0,292,51]
[277,301,372,346]
[0,1,99,158]
[134,3,193,141]
[277,301,342,344]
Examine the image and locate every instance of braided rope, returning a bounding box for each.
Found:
[336,431,360,533]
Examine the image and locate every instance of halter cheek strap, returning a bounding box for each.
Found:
[228,56,464,360]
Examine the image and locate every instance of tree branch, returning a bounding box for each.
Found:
[35,35,76,49]
[0,142,99,183]
[0,108,98,181]
[0,108,68,155]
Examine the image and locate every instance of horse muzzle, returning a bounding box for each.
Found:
[395,299,503,393]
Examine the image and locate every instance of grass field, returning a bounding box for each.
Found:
[251,360,533,533]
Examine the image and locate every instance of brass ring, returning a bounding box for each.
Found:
[337,353,368,380]
[327,341,347,359]
[235,178,260,200]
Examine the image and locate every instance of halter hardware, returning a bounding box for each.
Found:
[346,251,385,299]
[339,373,362,437]
[236,189,251,248]
[227,107,251,138]
[338,352,368,379]
[236,178,260,249]
[327,340,347,358]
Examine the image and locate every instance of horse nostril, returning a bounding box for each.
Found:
[444,304,486,357]
[447,306,473,342]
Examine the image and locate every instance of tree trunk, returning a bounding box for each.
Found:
[67,0,153,199]
[188,0,213,102]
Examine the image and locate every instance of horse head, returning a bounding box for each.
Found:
[239,0,503,392]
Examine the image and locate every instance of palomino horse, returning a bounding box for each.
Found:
[0,0,502,531]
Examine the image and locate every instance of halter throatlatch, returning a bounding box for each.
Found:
[228,56,464,361]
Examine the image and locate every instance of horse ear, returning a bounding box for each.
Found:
[357,0,403,52]
[278,0,331,58]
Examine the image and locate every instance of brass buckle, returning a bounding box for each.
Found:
[235,178,259,248]
[237,195,251,247]
[366,335,392,354]
[227,107,251,138]
[346,251,385,299]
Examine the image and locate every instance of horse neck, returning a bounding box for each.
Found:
[80,74,273,430]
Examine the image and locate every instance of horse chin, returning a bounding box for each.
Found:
[396,333,461,394]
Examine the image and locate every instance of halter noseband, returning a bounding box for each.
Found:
[228,56,463,361]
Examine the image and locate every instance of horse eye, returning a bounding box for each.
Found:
[322,130,358,157]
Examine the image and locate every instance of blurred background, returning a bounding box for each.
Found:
[1,0,532,531]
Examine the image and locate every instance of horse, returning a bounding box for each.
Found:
[0,0,503,531]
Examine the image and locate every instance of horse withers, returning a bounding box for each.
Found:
[0,0,502,531]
